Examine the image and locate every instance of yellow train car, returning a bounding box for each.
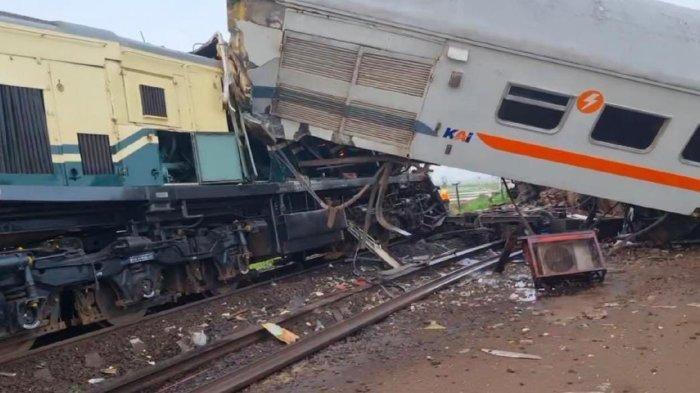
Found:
[0,12,232,187]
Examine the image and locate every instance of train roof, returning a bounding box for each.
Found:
[285,0,700,93]
[0,11,219,68]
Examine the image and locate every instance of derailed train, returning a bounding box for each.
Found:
[0,13,447,351]
[229,0,700,217]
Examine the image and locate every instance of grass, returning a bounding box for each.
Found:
[248,257,280,271]
[456,192,509,213]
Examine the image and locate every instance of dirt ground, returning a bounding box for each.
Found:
[250,247,699,393]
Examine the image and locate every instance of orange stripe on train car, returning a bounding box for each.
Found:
[478,133,700,193]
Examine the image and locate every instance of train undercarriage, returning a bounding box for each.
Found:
[0,137,448,355]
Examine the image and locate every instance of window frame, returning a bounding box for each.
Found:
[495,83,573,134]
[587,103,669,154]
[679,125,700,167]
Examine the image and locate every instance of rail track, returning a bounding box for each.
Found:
[95,241,510,393]
[0,255,335,365]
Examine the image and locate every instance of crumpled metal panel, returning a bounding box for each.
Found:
[274,84,345,131]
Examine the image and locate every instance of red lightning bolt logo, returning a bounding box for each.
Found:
[577,90,605,114]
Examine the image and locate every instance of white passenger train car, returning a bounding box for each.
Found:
[229,0,700,216]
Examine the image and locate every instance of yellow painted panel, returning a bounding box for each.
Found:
[0,54,50,89]
[0,24,116,66]
[123,70,181,128]
[174,74,195,130]
[188,70,228,131]
[48,61,114,144]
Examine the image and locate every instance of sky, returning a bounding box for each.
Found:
[1,0,698,183]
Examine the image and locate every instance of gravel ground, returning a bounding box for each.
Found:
[243,246,699,393]
[0,234,481,392]
[0,260,369,392]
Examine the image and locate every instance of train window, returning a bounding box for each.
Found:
[78,133,114,175]
[681,126,700,163]
[497,85,571,131]
[591,105,666,151]
[0,83,53,174]
[139,85,167,117]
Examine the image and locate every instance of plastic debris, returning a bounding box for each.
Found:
[88,378,105,384]
[510,288,537,302]
[688,303,700,308]
[481,348,542,360]
[0,372,17,377]
[191,331,208,347]
[100,366,118,376]
[262,323,299,344]
[129,337,146,352]
[424,321,446,330]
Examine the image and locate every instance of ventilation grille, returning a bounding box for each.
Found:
[274,85,345,131]
[78,133,114,175]
[0,84,53,174]
[344,101,416,146]
[139,85,167,117]
[281,36,358,82]
[357,53,433,97]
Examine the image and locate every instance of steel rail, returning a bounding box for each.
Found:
[93,287,367,393]
[191,251,521,393]
[0,257,332,365]
[93,241,505,393]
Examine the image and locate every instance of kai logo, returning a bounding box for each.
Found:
[442,128,474,143]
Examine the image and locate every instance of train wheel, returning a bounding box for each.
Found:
[202,263,240,296]
[95,286,147,327]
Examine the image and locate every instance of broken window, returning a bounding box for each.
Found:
[681,126,700,164]
[591,106,666,151]
[497,85,571,131]
[139,85,167,117]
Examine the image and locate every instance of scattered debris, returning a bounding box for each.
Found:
[481,348,542,360]
[424,321,446,330]
[0,371,17,378]
[88,378,105,384]
[100,366,118,376]
[582,308,608,320]
[176,338,194,353]
[686,303,700,308]
[262,323,299,344]
[510,288,537,302]
[191,331,208,347]
[458,348,471,354]
[129,337,146,353]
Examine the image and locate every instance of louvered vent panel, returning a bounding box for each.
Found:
[357,53,433,97]
[78,133,114,175]
[0,84,53,174]
[274,85,346,131]
[344,101,416,146]
[281,36,358,82]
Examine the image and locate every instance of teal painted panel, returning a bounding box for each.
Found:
[120,143,163,186]
[194,133,244,183]
[0,163,65,186]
